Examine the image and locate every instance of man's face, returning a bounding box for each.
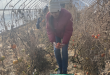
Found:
[50,11,60,19]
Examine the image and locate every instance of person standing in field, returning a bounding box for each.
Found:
[46,0,73,74]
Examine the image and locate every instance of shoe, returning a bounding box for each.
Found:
[57,68,62,74]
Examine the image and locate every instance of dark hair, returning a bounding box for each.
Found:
[49,15,55,32]
[49,10,60,31]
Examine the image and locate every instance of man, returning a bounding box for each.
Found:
[46,0,73,74]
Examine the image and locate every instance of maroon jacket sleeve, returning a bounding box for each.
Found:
[46,13,55,43]
[62,14,73,44]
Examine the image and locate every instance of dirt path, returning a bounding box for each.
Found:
[45,50,85,75]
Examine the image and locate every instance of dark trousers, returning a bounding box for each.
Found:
[54,36,69,73]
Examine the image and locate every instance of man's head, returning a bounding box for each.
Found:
[49,0,61,18]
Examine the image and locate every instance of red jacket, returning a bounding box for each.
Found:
[46,8,73,44]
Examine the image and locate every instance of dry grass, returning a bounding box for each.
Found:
[66,0,110,75]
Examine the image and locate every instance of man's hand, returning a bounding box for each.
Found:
[59,44,65,48]
[53,42,65,49]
